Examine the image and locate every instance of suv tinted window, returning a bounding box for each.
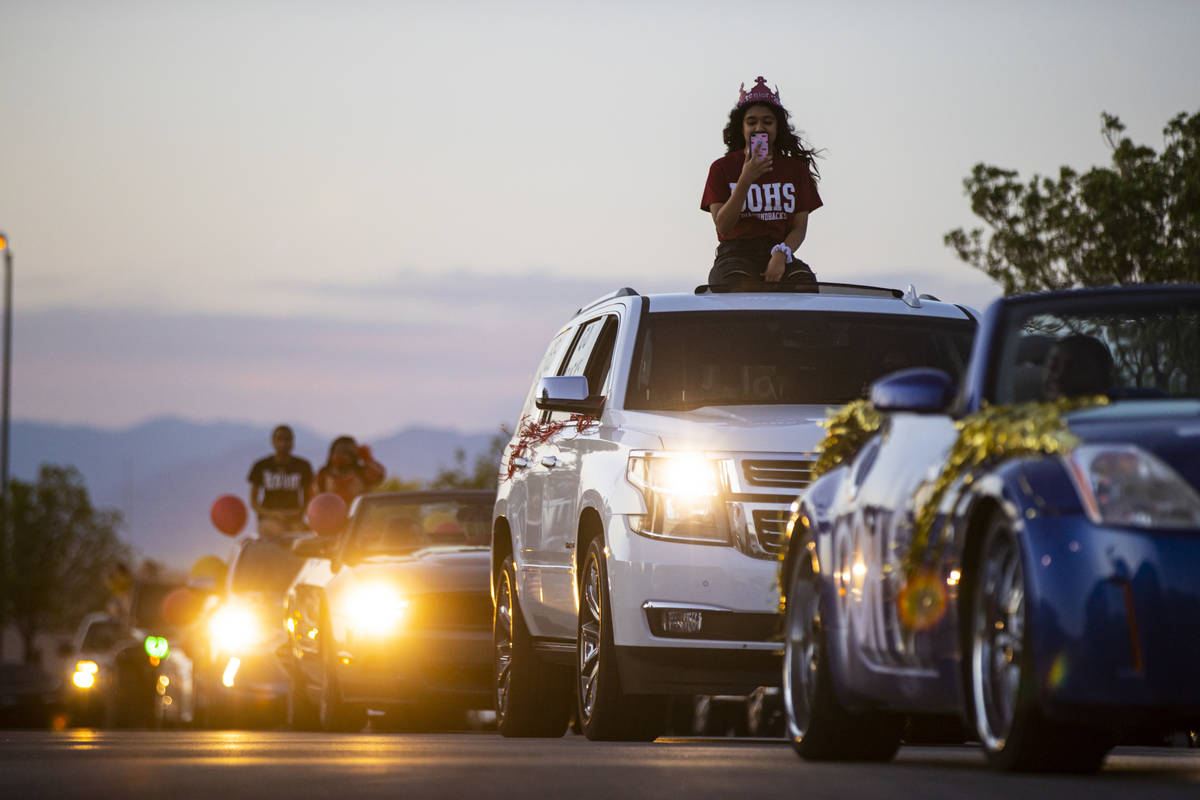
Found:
[520,328,574,416]
[559,315,618,396]
[626,311,974,411]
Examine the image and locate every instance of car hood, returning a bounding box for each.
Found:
[616,404,831,453]
[344,546,491,594]
[1067,400,1200,488]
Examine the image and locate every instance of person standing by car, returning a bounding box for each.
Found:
[248,425,314,536]
[701,76,823,285]
[313,435,386,507]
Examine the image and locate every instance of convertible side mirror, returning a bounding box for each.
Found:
[292,535,336,560]
[870,368,952,414]
[534,375,605,415]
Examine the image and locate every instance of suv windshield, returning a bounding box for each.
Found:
[997,301,1200,404]
[351,496,493,555]
[626,311,975,411]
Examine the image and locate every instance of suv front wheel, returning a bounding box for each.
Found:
[494,555,572,737]
[576,536,665,741]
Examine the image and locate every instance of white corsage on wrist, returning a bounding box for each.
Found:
[771,243,794,263]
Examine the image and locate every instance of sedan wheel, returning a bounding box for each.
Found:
[969,513,1111,772]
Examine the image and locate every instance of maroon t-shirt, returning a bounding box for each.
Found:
[701,151,823,242]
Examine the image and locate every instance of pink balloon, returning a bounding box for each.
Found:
[307,492,348,536]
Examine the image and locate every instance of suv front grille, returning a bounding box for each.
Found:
[741,458,816,490]
[751,509,790,556]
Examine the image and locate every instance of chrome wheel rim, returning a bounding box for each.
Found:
[971,529,1025,751]
[783,561,820,741]
[495,572,514,722]
[578,553,602,722]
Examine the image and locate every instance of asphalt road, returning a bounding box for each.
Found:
[2,731,1199,799]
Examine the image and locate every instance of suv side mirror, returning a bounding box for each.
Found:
[870,368,952,414]
[292,536,336,560]
[535,375,604,415]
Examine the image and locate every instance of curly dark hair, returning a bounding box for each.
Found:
[320,435,358,472]
[723,102,821,180]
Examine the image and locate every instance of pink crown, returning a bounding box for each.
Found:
[737,76,782,108]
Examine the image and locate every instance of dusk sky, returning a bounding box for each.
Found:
[3,0,1198,438]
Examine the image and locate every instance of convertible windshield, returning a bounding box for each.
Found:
[997,302,1200,404]
[626,311,975,411]
[352,496,493,555]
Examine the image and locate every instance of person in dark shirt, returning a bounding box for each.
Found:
[701,76,823,286]
[247,424,314,536]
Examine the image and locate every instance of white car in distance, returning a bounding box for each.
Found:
[491,283,976,740]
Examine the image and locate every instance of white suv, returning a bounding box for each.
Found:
[491,283,976,740]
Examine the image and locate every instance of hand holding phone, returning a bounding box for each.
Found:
[749,132,769,161]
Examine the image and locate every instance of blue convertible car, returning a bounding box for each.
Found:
[780,284,1200,772]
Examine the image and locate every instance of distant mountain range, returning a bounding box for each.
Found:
[11,418,497,571]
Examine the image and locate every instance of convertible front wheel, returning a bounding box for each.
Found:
[783,550,902,760]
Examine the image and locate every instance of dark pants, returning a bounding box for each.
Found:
[708,237,817,285]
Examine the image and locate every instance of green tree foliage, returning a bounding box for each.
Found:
[428,430,509,491]
[372,476,424,493]
[945,110,1200,293]
[6,465,128,662]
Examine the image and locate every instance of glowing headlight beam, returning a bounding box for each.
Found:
[208,602,263,654]
[345,584,408,636]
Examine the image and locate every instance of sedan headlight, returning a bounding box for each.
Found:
[345,583,408,636]
[626,451,728,544]
[1065,444,1200,528]
[208,601,265,654]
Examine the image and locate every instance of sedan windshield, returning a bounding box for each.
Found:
[626,311,975,411]
[351,497,493,555]
[996,301,1200,404]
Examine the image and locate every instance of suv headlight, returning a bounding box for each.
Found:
[1065,444,1200,528]
[626,452,728,544]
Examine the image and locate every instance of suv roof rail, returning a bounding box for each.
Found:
[575,287,639,315]
[694,281,904,299]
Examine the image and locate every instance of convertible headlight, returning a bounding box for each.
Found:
[626,452,728,544]
[208,601,264,654]
[345,583,408,636]
[1065,444,1200,528]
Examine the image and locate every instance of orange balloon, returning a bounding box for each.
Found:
[210,494,247,536]
[307,492,348,536]
[161,587,206,627]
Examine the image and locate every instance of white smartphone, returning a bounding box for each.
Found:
[749,132,769,160]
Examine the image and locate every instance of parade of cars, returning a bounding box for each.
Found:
[779,284,1200,772]
[23,278,1200,775]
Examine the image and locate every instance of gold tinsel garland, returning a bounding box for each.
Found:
[793,394,1108,631]
[811,399,883,478]
[903,394,1108,574]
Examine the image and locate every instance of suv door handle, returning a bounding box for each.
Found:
[511,457,530,470]
[541,455,558,468]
